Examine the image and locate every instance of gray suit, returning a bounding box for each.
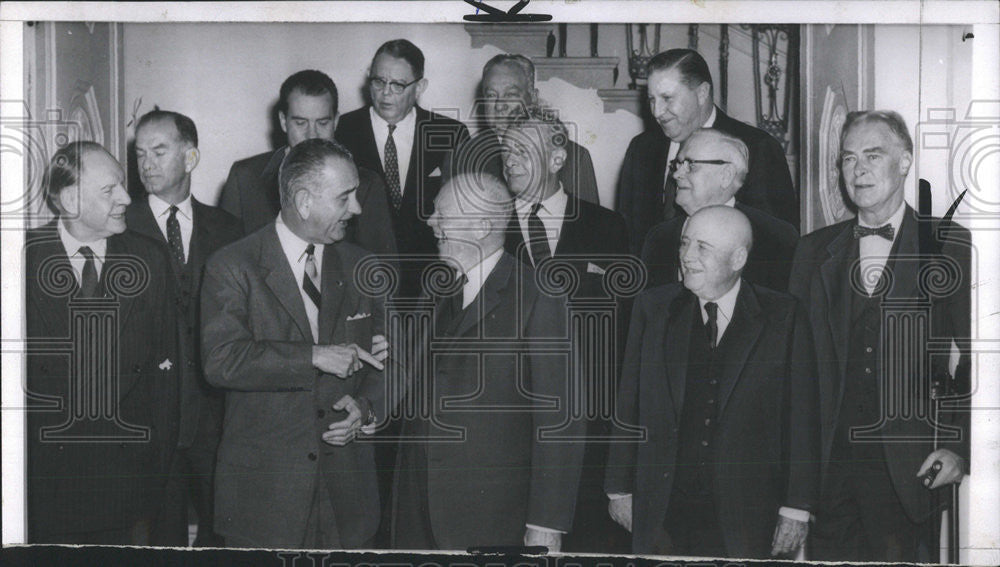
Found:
[201,221,385,548]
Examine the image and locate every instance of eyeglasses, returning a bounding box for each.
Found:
[669,158,731,173]
[368,76,421,95]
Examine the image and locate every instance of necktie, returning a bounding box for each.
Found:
[384,123,402,210]
[527,203,551,267]
[302,244,321,309]
[166,205,185,265]
[704,301,719,349]
[77,246,100,298]
[853,223,895,241]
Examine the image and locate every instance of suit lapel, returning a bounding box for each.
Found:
[318,245,349,344]
[552,198,581,257]
[362,109,385,177]
[716,282,765,416]
[259,224,312,342]
[402,107,428,197]
[126,199,166,245]
[664,290,695,418]
[886,207,920,300]
[104,234,139,329]
[452,252,513,337]
[26,226,73,337]
[503,212,529,264]
[819,223,856,388]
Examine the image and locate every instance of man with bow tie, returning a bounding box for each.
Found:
[788,110,971,562]
[25,141,179,544]
[606,206,819,559]
[391,172,585,551]
[201,138,389,548]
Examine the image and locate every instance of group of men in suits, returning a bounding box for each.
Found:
[22,36,970,564]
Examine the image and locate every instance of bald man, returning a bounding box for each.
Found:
[641,128,798,290]
[606,206,819,558]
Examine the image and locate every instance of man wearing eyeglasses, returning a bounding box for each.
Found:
[219,70,397,259]
[336,39,470,299]
[615,49,797,255]
[640,128,799,291]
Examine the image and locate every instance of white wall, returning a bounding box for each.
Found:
[873,24,975,218]
[123,22,646,207]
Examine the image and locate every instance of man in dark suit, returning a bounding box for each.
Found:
[391,173,585,551]
[498,109,631,553]
[606,206,819,558]
[789,111,970,562]
[25,141,179,544]
[641,128,798,291]
[335,39,470,298]
[616,48,797,253]
[127,109,241,546]
[219,69,396,257]
[450,53,600,206]
[201,139,389,548]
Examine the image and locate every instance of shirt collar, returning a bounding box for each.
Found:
[858,200,907,231]
[148,192,193,220]
[704,106,717,128]
[274,214,323,267]
[57,216,108,263]
[462,246,504,298]
[515,183,568,218]
[698,277,741,321]
[370,105,416,134]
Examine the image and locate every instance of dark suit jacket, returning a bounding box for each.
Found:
[125,196,241,448]
[452,126,601,206]
[615,107,798,253]
[336,106,470,294]
[218,147,398,256]
[605,282,819,557]
[788,207,971,524]
[641,203,799,291]
[391,252,585,549]
[200,223,385,548]
[25,222,179,539]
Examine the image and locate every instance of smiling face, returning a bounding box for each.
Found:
[840,119,912,225]
[135,118,196,203]
[647,66,712,143]
[296,157,361,244]
[500,123,565,203]
[369,53,426,125]
[679,208,748,300]
[482,63,535,133]
[60,147,131,241]
[673,133,735,215]
[280,89,336,148]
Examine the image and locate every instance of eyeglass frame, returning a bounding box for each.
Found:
[668,158,732,173]
[368,76,422,95]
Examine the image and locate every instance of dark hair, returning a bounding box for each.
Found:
[371,39,425,80]
[278,138,354,207]
[482,54,535,89]
[278,70,339,116]
[840,110,914,154]
[506,104,569,150]
[44,140,108,211]
[136,107,199,147]
[646,48,713,93]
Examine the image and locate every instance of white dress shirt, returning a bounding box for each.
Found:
[514,184,568,264]
[857,201,907,295]
[274,215,324,343]
[148,193,194,260]
[58,217,107,285]
[459,246,504,309]
[371,106,416,195]
[697,277,740,341]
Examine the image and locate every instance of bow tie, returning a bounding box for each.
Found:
[853,223,895,241]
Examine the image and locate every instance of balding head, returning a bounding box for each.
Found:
[673,128,749,216]
[679,205,752,300]
[427,172,513,272]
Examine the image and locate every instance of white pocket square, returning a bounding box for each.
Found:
[586,262,606,275]
[428,166,442,177]
[347,312,371,321]
[159,358,173,370]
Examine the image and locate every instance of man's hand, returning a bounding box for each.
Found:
[312,344,384,378]
[608,495,632,532]
[524,526,562,552]
[770,515,808,557]
[371,334,389,364]
[322,395,363,446]
[917,448,966,489]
